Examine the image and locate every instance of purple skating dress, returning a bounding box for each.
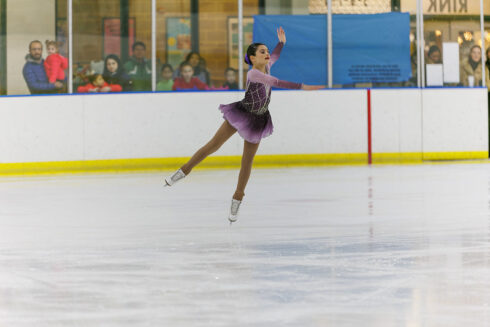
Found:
[219,42,302,144]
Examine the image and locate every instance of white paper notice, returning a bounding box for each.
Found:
[426,64,443,86]
[443,42,460,83]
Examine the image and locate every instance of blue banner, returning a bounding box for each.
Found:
[253,13,411,85]
[253,15,327,85]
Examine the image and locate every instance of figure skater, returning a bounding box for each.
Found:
[164,27,324,223]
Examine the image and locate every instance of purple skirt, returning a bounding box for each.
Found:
[219,101,273,144]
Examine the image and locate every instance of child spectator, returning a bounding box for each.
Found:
[173,52,211,85]
[156,64,174,91]
[44,40,68,84]
[77,73,122,93]
[223,67,238,90]
[172,63,208,91]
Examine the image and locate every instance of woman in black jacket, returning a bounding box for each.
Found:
[102,54,133,92]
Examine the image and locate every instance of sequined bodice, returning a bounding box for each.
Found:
[240,81,272,115]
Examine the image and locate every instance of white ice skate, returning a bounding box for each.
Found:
[164,169,186,186]
[228,199,242,223]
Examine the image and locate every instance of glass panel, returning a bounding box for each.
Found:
[242,0,324,90]
[332,0,412,88]
[6,0,68,95]
[482,0,490,88]
[196,2,232,90]
[127,0,152,92]
[73,0,152,93]
[157,0,237,92]
[156,1,191,91]
[400,2,419,87]
[0,0,5,95]
[422,0,483,87]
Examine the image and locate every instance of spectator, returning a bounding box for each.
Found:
[427,45,442,64]
[461,45,482,87]
[44,40,68,84]
[172,63,208,91]
[156,64,174,91]
[198,57,211,85]
[23,40,63,94]
[124,41,151,91]
[223,67,238,90]
[77,73,122,93]
[174,51,210,85]
[406,52,417,87]
[487,48,490,153]
[103,54,132,92]
[486,48,490,91]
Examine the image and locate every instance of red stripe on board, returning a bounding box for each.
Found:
[367,89,372,165]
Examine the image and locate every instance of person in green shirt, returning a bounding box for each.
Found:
[124,41,151,91]
[156,64,174,91]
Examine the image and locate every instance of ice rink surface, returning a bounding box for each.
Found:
[1,163,490,326]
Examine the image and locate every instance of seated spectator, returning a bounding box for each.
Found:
[156,64,174,91]
[198,57,211,85]
[124,41,151,91]
[486,47,490,91]
[23,40,64,94]
[223,67,238,90]
[174,51,210,85]
[77,73,122,93]
[426,45,442,64]
[461,45,482,87]
[44,40,68,84]
[103,54,132,92]
[172,63,208,91]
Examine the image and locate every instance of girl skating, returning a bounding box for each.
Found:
[165,27,324,223]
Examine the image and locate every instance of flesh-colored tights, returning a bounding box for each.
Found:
[180,121,259,201]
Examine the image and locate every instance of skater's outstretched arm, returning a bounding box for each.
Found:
[268,27,286,68]
[248,69,301,89]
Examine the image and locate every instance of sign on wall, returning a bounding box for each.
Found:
[103,18,136,57]
[331,0,391,13]
[308,0,391,14]
[227,17,254,70]
[401,0,488,15]
[166,17,191,70]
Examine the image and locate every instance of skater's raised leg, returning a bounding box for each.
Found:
[181,120,236,174]
[165,121,236,186]
[229,140,260,222]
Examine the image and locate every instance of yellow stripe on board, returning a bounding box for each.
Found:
[0,152,487,176]
[423,151,488,161]
[372,152,423,164]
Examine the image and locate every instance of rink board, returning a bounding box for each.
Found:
[0,88,487,175]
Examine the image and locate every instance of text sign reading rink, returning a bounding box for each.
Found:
[402,0,483,15]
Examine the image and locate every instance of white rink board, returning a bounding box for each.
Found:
[371,89,422,154]
[83,92,243,159]
[0,88,487,164]
[0,90,367,163]
[0,95,85,163]
[422,88,488,153]
[260,89,367,154]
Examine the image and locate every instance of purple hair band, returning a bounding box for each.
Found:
[245,54,251,65]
